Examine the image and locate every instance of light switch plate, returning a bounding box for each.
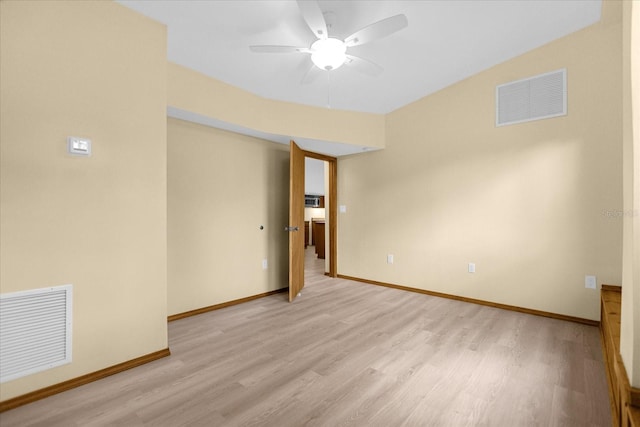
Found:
[68,136,91,156]
[585,275,597,289]
[339,205,347,213]
[468,263,476,273]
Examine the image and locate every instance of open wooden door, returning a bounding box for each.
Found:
[288,140,305,302]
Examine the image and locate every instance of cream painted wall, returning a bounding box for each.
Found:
[305,208,325,222]
[620,0,640,388]
[0,1,167,401]
[337,1,623,321]
[167,63,386,150]
[167,118,289,316]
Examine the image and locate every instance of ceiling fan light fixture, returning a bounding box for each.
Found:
[310,38,346,71]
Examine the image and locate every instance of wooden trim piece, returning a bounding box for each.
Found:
[601,286,622,426]
[617,354,627,427]
[339,275,599,326]
[618,353,634,426]
[302,150,336,163]
[0,348,170,413]
[599,286,640,426]
[328,159,337,277]
[168,288,287,322]
[600,338,618,425]
[630,407,640,427]
[631,387,640,408]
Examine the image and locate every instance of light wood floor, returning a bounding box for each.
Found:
[1,248,611,426]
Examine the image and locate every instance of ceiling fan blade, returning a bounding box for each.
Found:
[250,45,310,53]
[297,0,328,39]
[345,55,383,77]
[344,14,408,47]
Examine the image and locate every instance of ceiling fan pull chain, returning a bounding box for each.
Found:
[327,71,331,109]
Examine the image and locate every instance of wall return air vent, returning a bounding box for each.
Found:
[0,284,73,383]
[496,68,567,127]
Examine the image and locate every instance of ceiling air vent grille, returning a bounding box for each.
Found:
[496,68,567,127]
[0,285,73,383]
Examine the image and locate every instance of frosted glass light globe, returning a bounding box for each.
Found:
[311,38,347,71]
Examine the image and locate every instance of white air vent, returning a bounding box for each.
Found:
[496,69,567,126]
[0,285,73,383]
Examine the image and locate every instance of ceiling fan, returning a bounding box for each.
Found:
[250,0,408,83]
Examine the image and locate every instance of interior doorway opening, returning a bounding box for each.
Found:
[302,151,337,278]
[304,157,328,273]
[288,141,336,302]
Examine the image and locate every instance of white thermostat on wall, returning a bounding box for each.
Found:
[67,136,91,156]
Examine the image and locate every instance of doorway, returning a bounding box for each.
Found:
[287,141,337,302]
[304,157,328,274]
[302,150,337,278]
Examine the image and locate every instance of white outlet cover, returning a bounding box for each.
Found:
[262,259,268,269]
[585,275,597,289]
[387,254,394,264]
[339,205,347,213]
[468,263,476,273]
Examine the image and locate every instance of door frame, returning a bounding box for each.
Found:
[302,150,337,277]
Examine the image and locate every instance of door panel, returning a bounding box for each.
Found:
[288,141,305,302]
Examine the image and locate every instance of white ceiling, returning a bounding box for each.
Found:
[118,0,602,155]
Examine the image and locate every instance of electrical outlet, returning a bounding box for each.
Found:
[468,263,476,273]
[387,254,394,264]
[262,259,268,270]
[585,275,597,289]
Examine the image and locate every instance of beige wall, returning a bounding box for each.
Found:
[620,0,640,388]
[337,1,623,321]
[168,63,386,150]
[167,118,289,316]
[0,1,168,400]
[305,208,325,222]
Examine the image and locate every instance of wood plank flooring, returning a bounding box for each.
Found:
[0,248,611,426]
